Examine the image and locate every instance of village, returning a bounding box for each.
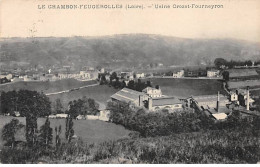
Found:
[1,59,260,121]
[1,57,260,164]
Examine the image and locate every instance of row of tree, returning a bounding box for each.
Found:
[68,96,99,118]
[214,58,257,69]
[99,72,153,92]
[108,101,260,137]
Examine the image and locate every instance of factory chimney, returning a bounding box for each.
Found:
[148,98,153,111]
[216,91,220,112]
[246,86,250,111]
[139,95,142,107]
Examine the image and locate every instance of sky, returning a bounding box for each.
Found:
[0,0,260,42]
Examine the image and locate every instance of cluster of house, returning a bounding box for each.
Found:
[0,67,103,83]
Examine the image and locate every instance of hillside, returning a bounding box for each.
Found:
[0,34,260,70]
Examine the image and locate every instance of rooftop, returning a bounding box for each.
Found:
[212,113,227,120]
[111,88,146,103]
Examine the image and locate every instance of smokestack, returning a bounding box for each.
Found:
[148,98,153,111]
[139,95,142,107]
[246,86,250,111]
[217,91,220,112]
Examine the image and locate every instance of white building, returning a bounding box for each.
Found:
[0,74,13,80]
[142,87,162,98]
[172,70,184,78]
[135,73,145,79]
[207,70,220,78]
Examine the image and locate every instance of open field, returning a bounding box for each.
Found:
[227,80,260,90]
[48,85,118,110]
[0,116,131,148]
[0,79,97,94]
[142,78,225,98]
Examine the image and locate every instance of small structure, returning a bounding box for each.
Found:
[212,113,227,120]
[207,70,220,78]
[172,70,184,78]
[99,110,110,121]
[76,115,86,120]
[135,72,145,79]
[14,111,20,117]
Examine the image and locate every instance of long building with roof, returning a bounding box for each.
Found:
[110,88,149,107]
[111,87,183,112]
[147,96,182,112]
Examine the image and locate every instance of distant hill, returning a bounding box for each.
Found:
[0,34,260,70]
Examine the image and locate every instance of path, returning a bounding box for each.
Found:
[45,83,99,96]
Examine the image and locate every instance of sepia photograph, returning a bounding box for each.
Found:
[0,0,260,164]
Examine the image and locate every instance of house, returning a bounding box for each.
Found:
[147,97,183,112]
[172,70,184,78]
[76,115,86,120]
[0,74,12,80]
[121,72,134,80]
[135,72,145,79]
[99,110,110,121]
[207,70,220,78]
[142,87,162,98]
[229,91,238,102]
[111,88,149,107]
[79,71,91,79]
[14,111,20,117]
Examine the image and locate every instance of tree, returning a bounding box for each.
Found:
[2,119,24,148]
[38,117,53,149]
[127,80,135,90]
[54,99,63,114]
[16,90,51,147]
[65,114,74,143]
[54,125,62,149]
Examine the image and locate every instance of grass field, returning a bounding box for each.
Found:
[0,116,131,148]
[48,85,118,110]
[142,78,225,98]
[0,79,97,94]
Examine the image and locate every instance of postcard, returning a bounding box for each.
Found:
[0,0,260,164]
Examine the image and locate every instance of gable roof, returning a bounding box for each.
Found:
[111,88,146,103]
[152,97,181,107]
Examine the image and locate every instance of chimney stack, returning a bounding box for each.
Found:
[139,95,142,107]
[217,91,220,112]
[148,98,153,111]
[246,86,250,111]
